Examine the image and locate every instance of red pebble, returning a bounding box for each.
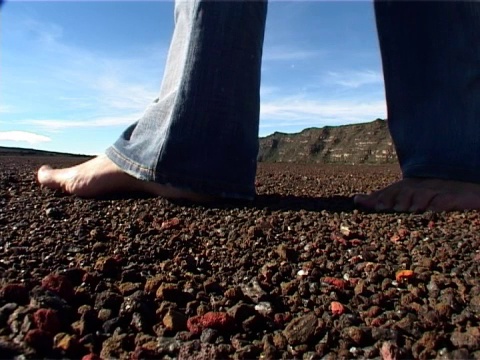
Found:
[322,277,346,289]
[187,312,234,335]
[41,274,74,300]
[0,283,29,304]
[161,217,181,229]
[24,329,53,352]
[82,354,102,360]
[330,301,345,316]
[33,308,61,334]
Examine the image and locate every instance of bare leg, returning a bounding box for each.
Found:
[37,155,212,201]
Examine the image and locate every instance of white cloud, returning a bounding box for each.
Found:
[0,105,14,114]
[0,131,52,144]
[326,70,383,88]
[260,97,386,126]
[21,112,143,131]
[4,13,165,119]
[263,46,323,61]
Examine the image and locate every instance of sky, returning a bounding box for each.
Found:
[1,1,386,155]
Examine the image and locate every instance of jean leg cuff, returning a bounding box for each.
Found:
[105,146,255,200]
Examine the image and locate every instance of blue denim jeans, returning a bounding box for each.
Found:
[107,0,480,200]
[375,0,480,183]
[106,0,267,199]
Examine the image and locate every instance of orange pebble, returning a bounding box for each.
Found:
[330,301,345,315]
[395,269,414,283]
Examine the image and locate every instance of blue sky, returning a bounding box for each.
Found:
[1,1,386,155]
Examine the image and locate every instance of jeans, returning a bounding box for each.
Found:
[107,0,480,200]
[106,0,267,199]
[375,1,480,184]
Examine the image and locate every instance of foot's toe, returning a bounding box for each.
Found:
[355,184,401,211]
[37,165,58,188]
[391,188,414,212]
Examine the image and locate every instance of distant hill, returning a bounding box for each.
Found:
[0,146,89,157]
[2,119,397,164]
[258,118,397,164]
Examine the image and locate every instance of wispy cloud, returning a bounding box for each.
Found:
[260,97,386,128]
[4,13,165,119]
[20,112,144,131]
[0,131,52,144]
[263,46,323,61]
[326,70,383,88]
[0,105,14,114]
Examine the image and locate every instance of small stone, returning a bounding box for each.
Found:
[102,317,125,334]
[276,244,297,261]
[118,282,142,296]
[224,287,244,301]
[33,308,61,333]
[144,275,166,295]
[273,313,292,327]
[0,283,29,305]
[395,270,414,284]
[24,329,53,353]
[200,328,218,344]
[242,314,266,333]
[45,207,62,219]
[0,303,18,325]
[99,333,129,359]
[41,274,74,300]
[255,302,273,316]
[450,327,480,350]
[156,283,182,302]
[330,301,345,315]
[343,326,369,345]
[94,257,119,277]
[240,279,268,303]
[160,217,181,229]
[98,308,113,322]
[380,341,398,360]
[322,277,346,290]
[354,279,367,295]
[187,312,235,335]
[227,303,256,323]
[273,331,288,349]
[131,312,150,333]
[94,291,123,311]
[204,279,223,294]
[53,332,82,353]
[163,309,187,332]
[283,313,318,345]
[0,337,22,358]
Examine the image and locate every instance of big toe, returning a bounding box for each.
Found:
[38,165,53,184]
[37,165,61,189]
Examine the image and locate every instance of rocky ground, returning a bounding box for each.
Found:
[0,155,479,360]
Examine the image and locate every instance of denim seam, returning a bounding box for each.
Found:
[108,145,253,195]
[152,2,197,184]
[108,146,155,178]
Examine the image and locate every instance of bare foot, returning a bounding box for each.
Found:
[37,155,213,201]
[354,178,480,212]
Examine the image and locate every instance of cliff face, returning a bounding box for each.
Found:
[258,119,397,164]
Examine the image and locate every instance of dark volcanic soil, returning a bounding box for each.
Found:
[1,156,480,360]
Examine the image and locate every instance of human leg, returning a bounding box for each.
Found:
[355,0,480,212]
[38,0,268,200]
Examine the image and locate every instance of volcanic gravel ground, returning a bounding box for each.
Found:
[1,156,480,359]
